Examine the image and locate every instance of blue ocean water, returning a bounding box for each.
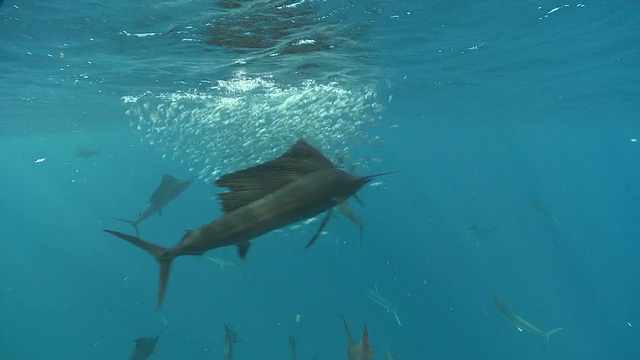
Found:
[1,0,639,359]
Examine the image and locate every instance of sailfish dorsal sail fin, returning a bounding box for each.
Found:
[214,139,336,213]
[149,174,181,203]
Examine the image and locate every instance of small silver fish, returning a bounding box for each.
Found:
[368,290,402,327]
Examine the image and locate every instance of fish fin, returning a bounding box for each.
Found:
[336,203,362,226]
[360,324,375,357]
[224,324,241,344]
[335,203,364,247]
[180,230,194,243]
[237,241,251,259]
[214,139,336,213]
[149,174,181,202]
[112,217,140,237]
[157,260,172,310]
[304,212,332,249]
[354,194,365,206]
[103,230,172,310]
[545,327,563,338]
[340,314,356,345]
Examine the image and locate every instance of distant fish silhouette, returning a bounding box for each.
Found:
[114,174,194,237]
[289,336,297,360]
[129,329,163,360]
[465,224,497,237]
[74,145,100,159]
[529,198,562,229]
[104,139,395,309]
[341,314,374,360]
[493,296,563,339]
[224,325,240,360]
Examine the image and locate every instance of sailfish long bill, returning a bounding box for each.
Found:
[104,139,394,309]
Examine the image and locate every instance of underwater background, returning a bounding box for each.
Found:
[1,0,639,359]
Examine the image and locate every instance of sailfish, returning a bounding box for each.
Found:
[493,296,563,339]
[114,174,194,237]
[104,139,394,309]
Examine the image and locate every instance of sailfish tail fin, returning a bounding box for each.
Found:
[545,327,563,338]
[103,230,172,310]
[113,217,141,237]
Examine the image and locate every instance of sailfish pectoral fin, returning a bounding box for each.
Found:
[304,211,332,249]
[237,241,251,259]
[336,202,364,248]
[103,230,172,310]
